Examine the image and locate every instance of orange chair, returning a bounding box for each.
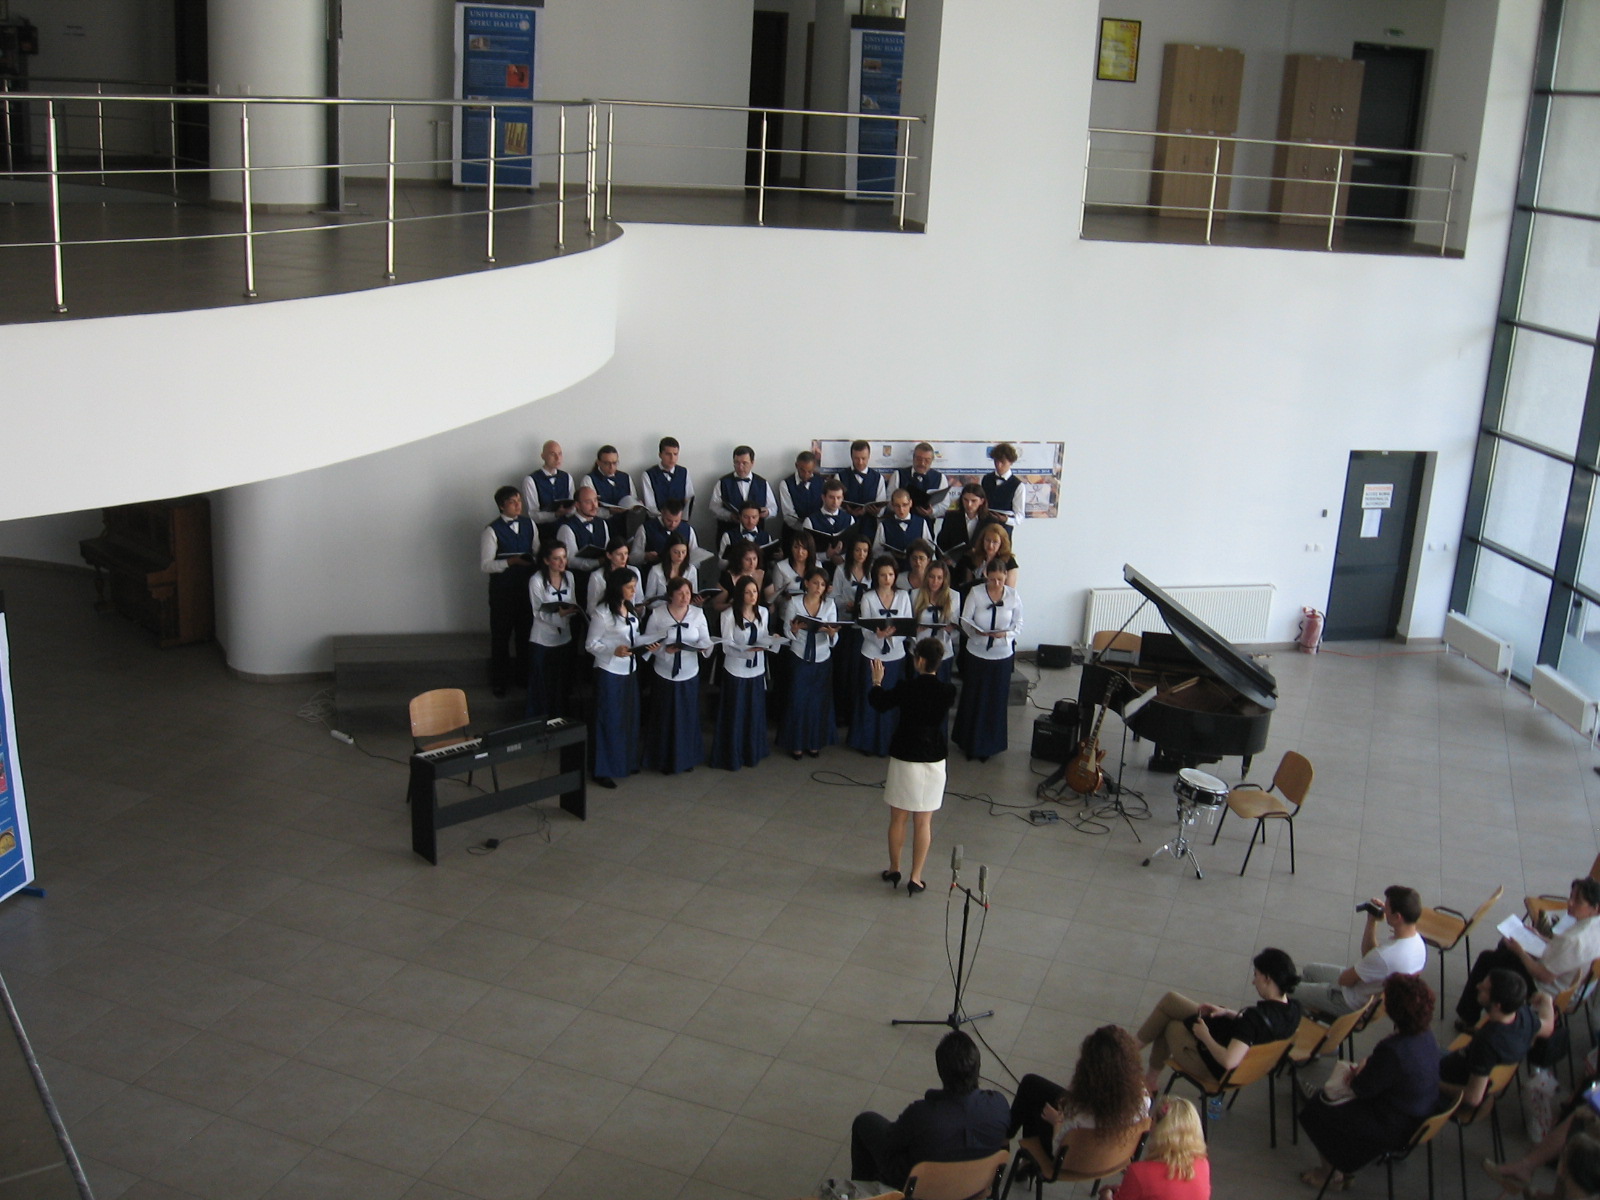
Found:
[1210,751,1313,875]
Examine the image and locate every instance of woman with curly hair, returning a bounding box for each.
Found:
[1099,1097,1209,1199]
[1009,1025,1149,1154]
[1297,972,1441,1191]
[1136,947,1302,1095]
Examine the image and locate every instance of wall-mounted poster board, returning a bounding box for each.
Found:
[0,594,35,906]
[812,440,1064,519]
[452,2,541,189]
[845,15,906,201]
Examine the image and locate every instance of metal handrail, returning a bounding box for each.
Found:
[1,90,926,317]
[1086,126,1467,254]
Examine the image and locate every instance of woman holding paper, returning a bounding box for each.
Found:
[849,556,914,757]
[711,576,775,771]
[584,568,660,788]
[525,541,579,720]
[641,576,711,774]
[953,557,1023,762]
[778,566,839,759]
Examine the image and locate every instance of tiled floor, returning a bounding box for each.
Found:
[0,559,1595,1200]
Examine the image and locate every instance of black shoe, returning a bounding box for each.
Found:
[907,880,927,896]
[881,870,901,889]
[594,777,617,789]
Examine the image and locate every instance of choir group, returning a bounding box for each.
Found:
[480,438,1028,787]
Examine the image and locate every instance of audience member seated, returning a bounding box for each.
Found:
[1297,885,1427,1019]
[849,1031,1010,1192]
[1488,1096,1600,1197]
[1009,1025,1150,1161]
[1297,972,1441,1193]
[1135,948,1301,1095]
[1098,1098,1209,1200]
[1455,877,1600,1033]
[1442,968,1555,1110]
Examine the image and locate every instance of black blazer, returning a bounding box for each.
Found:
[869,671,957,762]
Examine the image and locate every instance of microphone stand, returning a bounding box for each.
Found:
[893,873,993,1031]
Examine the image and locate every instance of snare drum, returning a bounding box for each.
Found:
[1174,769,1229,823]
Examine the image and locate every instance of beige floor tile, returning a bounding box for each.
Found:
[228,1059,379,1143]
[323,1088,477,1178]
[422,1117,579,1200]
[636,1033,775,1113]
[540,1009,676,1084]
[486,1061,630,1145]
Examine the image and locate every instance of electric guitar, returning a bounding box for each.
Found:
[1062,689,1114,796]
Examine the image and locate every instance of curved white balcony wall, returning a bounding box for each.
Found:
[0,238,622,523]
[208,0,327,206]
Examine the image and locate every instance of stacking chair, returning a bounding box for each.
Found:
[1416,884,1504,1015]
[1312,1092,1462,1200]
[999,1119,1150,1200]
[1546,959,1600,1086]
[1163,1036,1294,1145]
[1451,1061,1520,1199]
[894,1151,1011,1200]
[1089,630,1142,655]
[409,688,492,788]
[1284,997,1381,1144]
[1210,750,1313,875]
[1523,852,1600,925]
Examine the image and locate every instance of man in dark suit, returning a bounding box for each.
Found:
[850,1031,1010,1190]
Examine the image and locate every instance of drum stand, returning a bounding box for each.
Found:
[1143,800,1206,879]
[1092,710,1148,841]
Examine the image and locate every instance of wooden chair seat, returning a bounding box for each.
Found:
[1417,885,1504,1015]
[900,1150,1010,1200]
[999,1121,1149,1200]
[1210,751,1312,875]
[1226,789,1293,820]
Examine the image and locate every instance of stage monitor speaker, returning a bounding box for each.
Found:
[1038,643,1072,669]
[1031,715,1075,763]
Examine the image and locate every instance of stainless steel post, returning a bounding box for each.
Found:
[2,81,13,177]
[756,111,768,226]
[585,103,596,237]
[896,121,910,230]
[557,104,566,249]
[240,105,257,297]
[95,83,106,189]
[1440,158,1459,257]
[1326,147,1344,252]
[168,98,179,196]
[604,106,615,221]
[485,107,497,263]
[1079,129,1092,239]
[1204,137,1221,246]
[45,101,67,313]
[384,105,397,279]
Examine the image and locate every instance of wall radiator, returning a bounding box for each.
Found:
[1443,610,1513,678]
[1083,584,1274,645]
[1532,664,1599,737]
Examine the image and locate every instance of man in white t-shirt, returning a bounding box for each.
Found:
[1454,876,1600,1030]
[1298,884,1427,1018]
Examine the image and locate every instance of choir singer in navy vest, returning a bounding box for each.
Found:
[521,440,576,541]
[900,442,952,521]
[639,436,694,519]
[480,486,537,696]
[581,445,639,526]
[980,442,1028,532]
[557,487,611,588]
[778,449,826,550]
[709,445,772,541]
[872,488,933,563]
[842,439,888,542]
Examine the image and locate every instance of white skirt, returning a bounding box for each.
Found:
[884,757,946,812]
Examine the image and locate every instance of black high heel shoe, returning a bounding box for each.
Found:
[880,870,901,889]
[906,880,927,897]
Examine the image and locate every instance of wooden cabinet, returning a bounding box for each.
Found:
[79,496,214,647]
[1149,44,1244,219]
[1269,54,1365,225]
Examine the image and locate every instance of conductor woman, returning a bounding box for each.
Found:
[870,637,957,896]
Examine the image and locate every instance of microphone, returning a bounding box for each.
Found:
[977,864,989,905]
[951,844,964,875]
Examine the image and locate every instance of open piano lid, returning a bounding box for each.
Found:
[1122,565,1278,711]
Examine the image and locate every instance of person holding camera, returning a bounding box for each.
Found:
[1296,885,1427,1020]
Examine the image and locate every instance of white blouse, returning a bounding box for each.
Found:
[832,565,874,620]
[720,607,775,679]
[960,585,1023,661]
[586,607,645,676]
[783,595,839,665]
[858,588,912,662]
[527,569,577,647]
[586,564,641,615]
[644,562,699,604]
[642,605,712,681]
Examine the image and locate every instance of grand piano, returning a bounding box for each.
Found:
[1077,565,1277,776]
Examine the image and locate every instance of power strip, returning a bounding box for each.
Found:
[1028,808,1060,824]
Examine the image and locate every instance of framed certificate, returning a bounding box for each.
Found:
[1097,18,1141,83]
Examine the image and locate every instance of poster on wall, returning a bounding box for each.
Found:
[845,16,906,201]
[0,595,35,906]
[452,2,541,189]
[812,440,1064,519]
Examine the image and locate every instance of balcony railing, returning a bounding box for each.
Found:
[0,86,923,319]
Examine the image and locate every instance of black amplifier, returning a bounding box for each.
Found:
[1031,715,1076,764]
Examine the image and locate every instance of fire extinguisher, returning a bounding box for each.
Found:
[1298,607,1324,654]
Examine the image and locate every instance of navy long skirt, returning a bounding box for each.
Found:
[952,651,1012,760]
[849,655,903,756]
[525,639,575,719]
[591,668,641,780]
[712,673,769,770]
[833,627,864,725]
[778,656,836,754]
[645,674,702,774]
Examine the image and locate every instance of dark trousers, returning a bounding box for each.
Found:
[488,571,533,691]
[851,1111,903,1189]
[1008,1073,1065,1144]
[1456,946,1537,1023]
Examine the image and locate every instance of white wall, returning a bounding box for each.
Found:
[0,511,102,569]
[0,0,1539,676]
[1085,0,1454,219]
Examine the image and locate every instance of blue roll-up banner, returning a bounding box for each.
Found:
[0,597,35,906]
[453,2,541,189]
[846,17,906,200]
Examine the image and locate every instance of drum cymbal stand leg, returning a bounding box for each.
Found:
[1142,807,1205,879]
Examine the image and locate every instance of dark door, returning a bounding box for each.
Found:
[172,0,209,176]
[746,11,788,187]
[1325,451,1426,640]
[1349,44,1427,225]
